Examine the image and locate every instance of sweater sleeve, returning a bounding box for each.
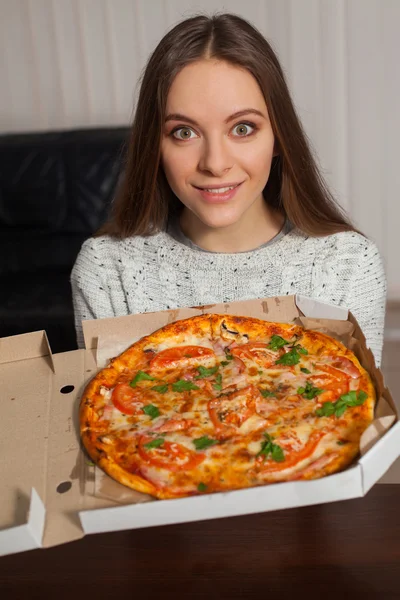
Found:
[315,234,387,367]
[342,239,387,367]
[70,238,117,349]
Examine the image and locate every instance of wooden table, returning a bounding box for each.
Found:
[1,485,400,599]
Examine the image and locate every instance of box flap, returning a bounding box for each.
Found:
[360,421,400,492]
[0,330,54,371]
[295,294,349,320]
[41,349,91,547]
[199,295,299,322]
[79,466,363,535]
[0,489,45,557]
[0,345,53,541]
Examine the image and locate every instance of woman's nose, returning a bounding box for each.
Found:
[198,137,233,176]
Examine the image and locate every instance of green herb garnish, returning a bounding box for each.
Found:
[220,360,229,367]
[300,367,311,374]
[297,381,324,400]
[144,437,164,450]
[151,384,169,393]
[259,388,276,398]
[275,348,301,366]
[195,365,219,379]
[172,380,200,392]
[193,436,218,450]
[268,335,290,351]
[213,373,223,391]
[197,482,207,492]
[291,343,308,355]
[316,391,368,418]
[142,404,160,419]
[257,433,285,462]
[130,371,156,387]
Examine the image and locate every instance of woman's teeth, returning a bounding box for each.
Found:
[202,185,238,194]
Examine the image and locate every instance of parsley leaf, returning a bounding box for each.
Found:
[275,347,301,366]
[144,437,164,450]
[193,436,218,450]
[301,367,311,374]
[195,365,219,379]
[142,404,160,419]
[220,360,229,367]
[259,388,276,398]
[297,346,308,355]
[297,381,324,400]
[268,335,289,351]
[257,433,285,462]
[151,384,169,393]
[197,482,207,492]
[172,380,200,392]
[130,371,156,387]
[315,390,368,418]
[271,444,285,462]
[213,373,223,391]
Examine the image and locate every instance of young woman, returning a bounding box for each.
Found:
[71,13,386,365]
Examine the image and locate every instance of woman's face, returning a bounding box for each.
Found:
[160,59,276,232]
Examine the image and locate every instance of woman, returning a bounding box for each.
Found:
[71,13,386,365]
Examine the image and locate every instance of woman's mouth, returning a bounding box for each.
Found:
[194,182,243,203]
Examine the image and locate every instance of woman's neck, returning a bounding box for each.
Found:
[179,201,285,253]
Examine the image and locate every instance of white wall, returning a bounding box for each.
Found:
[0,0,399,299]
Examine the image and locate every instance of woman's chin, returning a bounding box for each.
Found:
[189,209,244,231]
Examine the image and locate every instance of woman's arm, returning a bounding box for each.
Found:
[314,232,387,367]
[70,239,116,348]
[342,238,387,367]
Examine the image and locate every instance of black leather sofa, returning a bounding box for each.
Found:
[0,127,129,353]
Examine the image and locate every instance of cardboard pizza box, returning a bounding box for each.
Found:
[1,294,399,557]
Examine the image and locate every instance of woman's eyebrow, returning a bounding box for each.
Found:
[164,108,266,126]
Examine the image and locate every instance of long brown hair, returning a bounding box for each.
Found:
[97,12,355,239]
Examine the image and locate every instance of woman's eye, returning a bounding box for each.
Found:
[232,123,255,137]
[171,122,256,141]
[172,127,197,141]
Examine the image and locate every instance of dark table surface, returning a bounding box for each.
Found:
[1,484,400,600]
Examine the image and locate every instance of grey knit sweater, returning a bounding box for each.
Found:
[70,227,387,366]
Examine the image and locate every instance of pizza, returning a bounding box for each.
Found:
[80,314,375,499]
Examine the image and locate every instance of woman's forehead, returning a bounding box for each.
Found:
[165,60,268,119]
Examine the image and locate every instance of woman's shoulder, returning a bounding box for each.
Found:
[76,232,167,264]
[307,229,382,262]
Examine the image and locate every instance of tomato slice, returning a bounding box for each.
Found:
[112,383,146,415]
[149,345,215,370]
[328,356,361,379]
[309,365,349,402]
[317,364,350,382]
[230,343,277,368]
[156,418,194,433]
[257,430,326,473]
[138,435,205,471]
[208,385,261,438]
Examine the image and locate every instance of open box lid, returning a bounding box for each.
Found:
[0,295,399,556]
